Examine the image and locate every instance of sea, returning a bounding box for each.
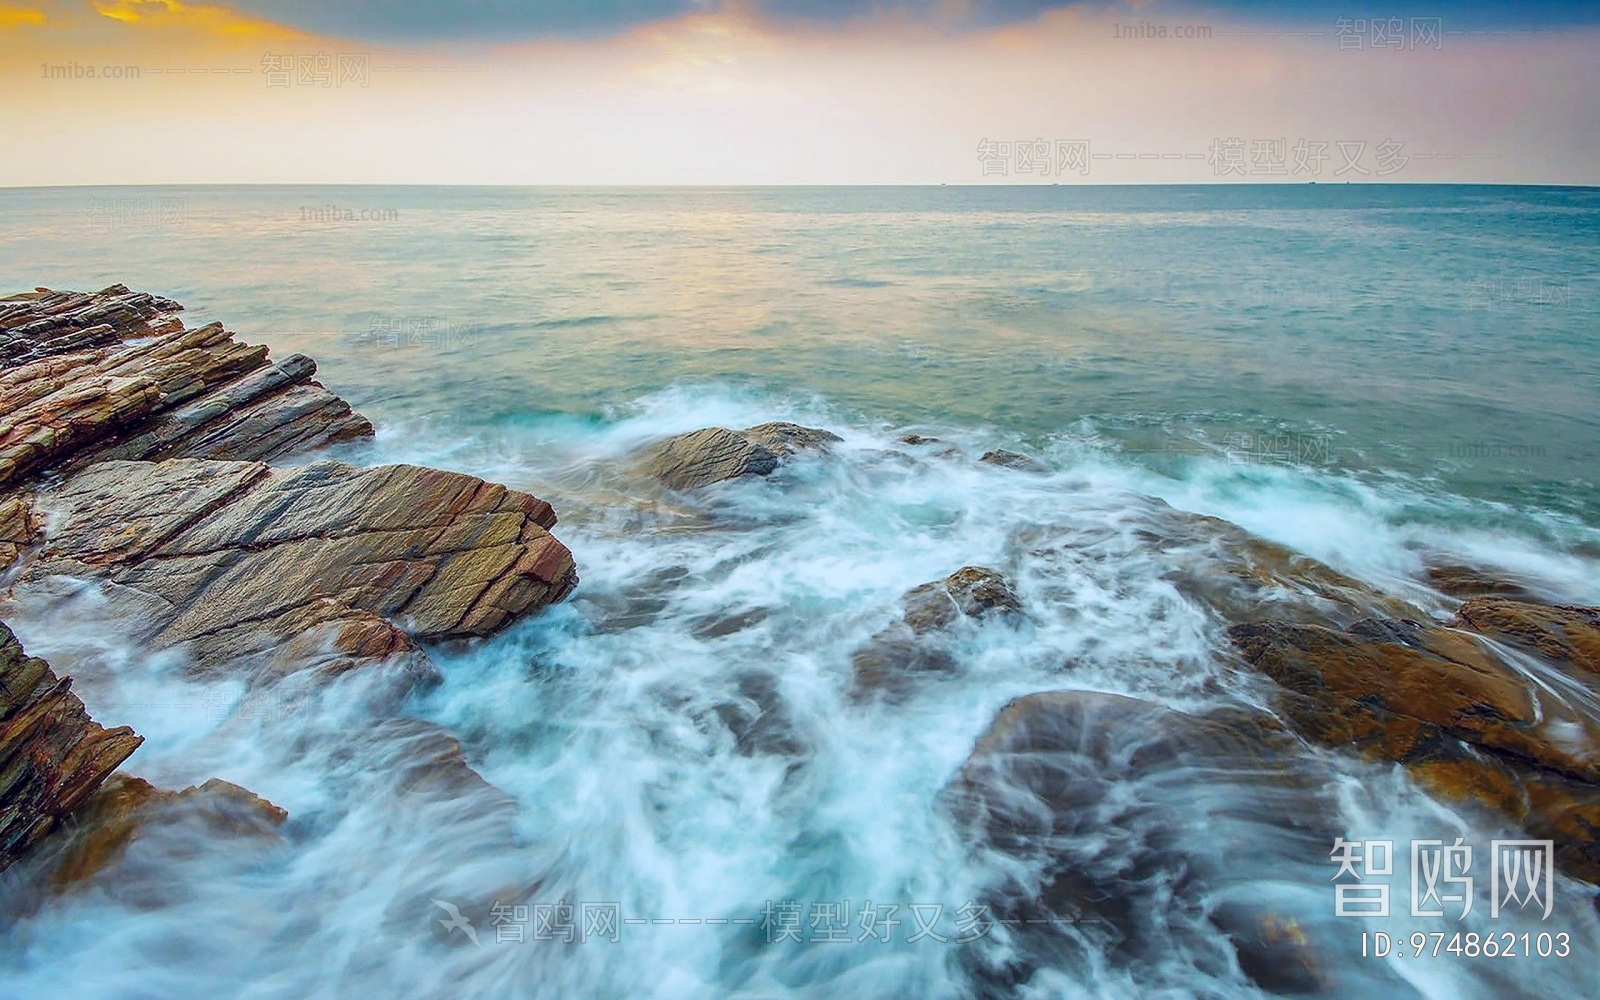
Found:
[0,185,1597,999]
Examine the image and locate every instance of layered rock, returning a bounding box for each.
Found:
[636,421,840,490]
[0,285,371,490]
[0,623,142,872]
[851,566,1022,698]
[0,285,579,879]
[14,458,577,673]
[1229,602,1600,883]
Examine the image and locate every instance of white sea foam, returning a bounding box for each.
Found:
[2,388,1597,1000]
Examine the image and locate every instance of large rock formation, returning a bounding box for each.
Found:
[0,285,578,877]
[1230,601,1600,883]
[0,285,371,488]
[636,421,840,490]
[0,623,142,872]
[14,458,577,677]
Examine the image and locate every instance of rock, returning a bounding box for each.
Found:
[978,449,1048,473]
[1426,564,1541,602]
[0,622,142,874]
[46,773,287,889]
[902,566,1023,634]
[1229,606,1600,883]
[711,670,805,757]
[0,285,371,491]
[739,421,841,459]
[946,691,1372,998]
[0,492,40,570]
[899,433,940,445]
[1452,598,1600,675]
[1141,505,1424,627]
[852,567,1020,697]
[637,422,838,490]
[6,458,578,683]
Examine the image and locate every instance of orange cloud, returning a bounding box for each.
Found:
[92,0,306,40]
[0,5,46,28]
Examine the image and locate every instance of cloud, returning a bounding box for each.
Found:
[0,4,46,28]
[184,0,1600,43]
[92,0,308,39]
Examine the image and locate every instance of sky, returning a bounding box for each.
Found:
[1,1,1598,185]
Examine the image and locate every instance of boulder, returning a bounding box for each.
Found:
[978,449,1048,473]
[852,566,1021,697]
[637,421,839,490]
[0,622,142,874]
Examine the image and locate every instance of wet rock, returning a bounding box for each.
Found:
[46,773,287,889]
[947,690,1378,998]
[1426,564,1542,602]
[0,622,142,874]
[0,493,40,571]
[852,567,1021,697]
[740,421,841,459]
[0,285,371,491]
[637,422,838,490]
[978,449,1048,473]
[712,670,805,757]
[1229,605,1600,883]
[5,458,577,682]
[1140,505,1425,627]
[899,433,940,445]
[1452,598,1600,675]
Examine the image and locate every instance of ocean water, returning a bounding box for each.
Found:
[0,185,1598,999]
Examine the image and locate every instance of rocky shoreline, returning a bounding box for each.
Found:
[2,286,1597,994]
[0,285,576,881]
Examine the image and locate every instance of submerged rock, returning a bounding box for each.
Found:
[851,566,1021,697]
[978,449,1048,473]
[0,623,142,874]
[1230,602,1600,884]
[637,421,839,490]
[46,773,288,890]
[1425,564,1542,602]
[946,690,1393,998]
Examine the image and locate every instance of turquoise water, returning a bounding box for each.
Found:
[2,186,1599,1000]
[2,185,1596,519]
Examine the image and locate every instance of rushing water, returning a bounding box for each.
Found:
[1,186,1598,999]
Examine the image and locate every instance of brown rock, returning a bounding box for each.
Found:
[978,448,1048,472]
[0,285,370,491]
[47,773,287,889]
[1426,564,1541,602]
[1229,608,1600,883]
[0,622,142,874]
[637,421,838,490]
[7,458,577,682]
[1453,598,1600,675]
[852,567,1021,697]
[1143,505,1425,627]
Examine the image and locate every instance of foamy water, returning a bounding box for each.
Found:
[2,387,1598,999]
[2,186,1598,998]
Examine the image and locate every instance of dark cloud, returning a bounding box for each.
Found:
[217,0,1600,43]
